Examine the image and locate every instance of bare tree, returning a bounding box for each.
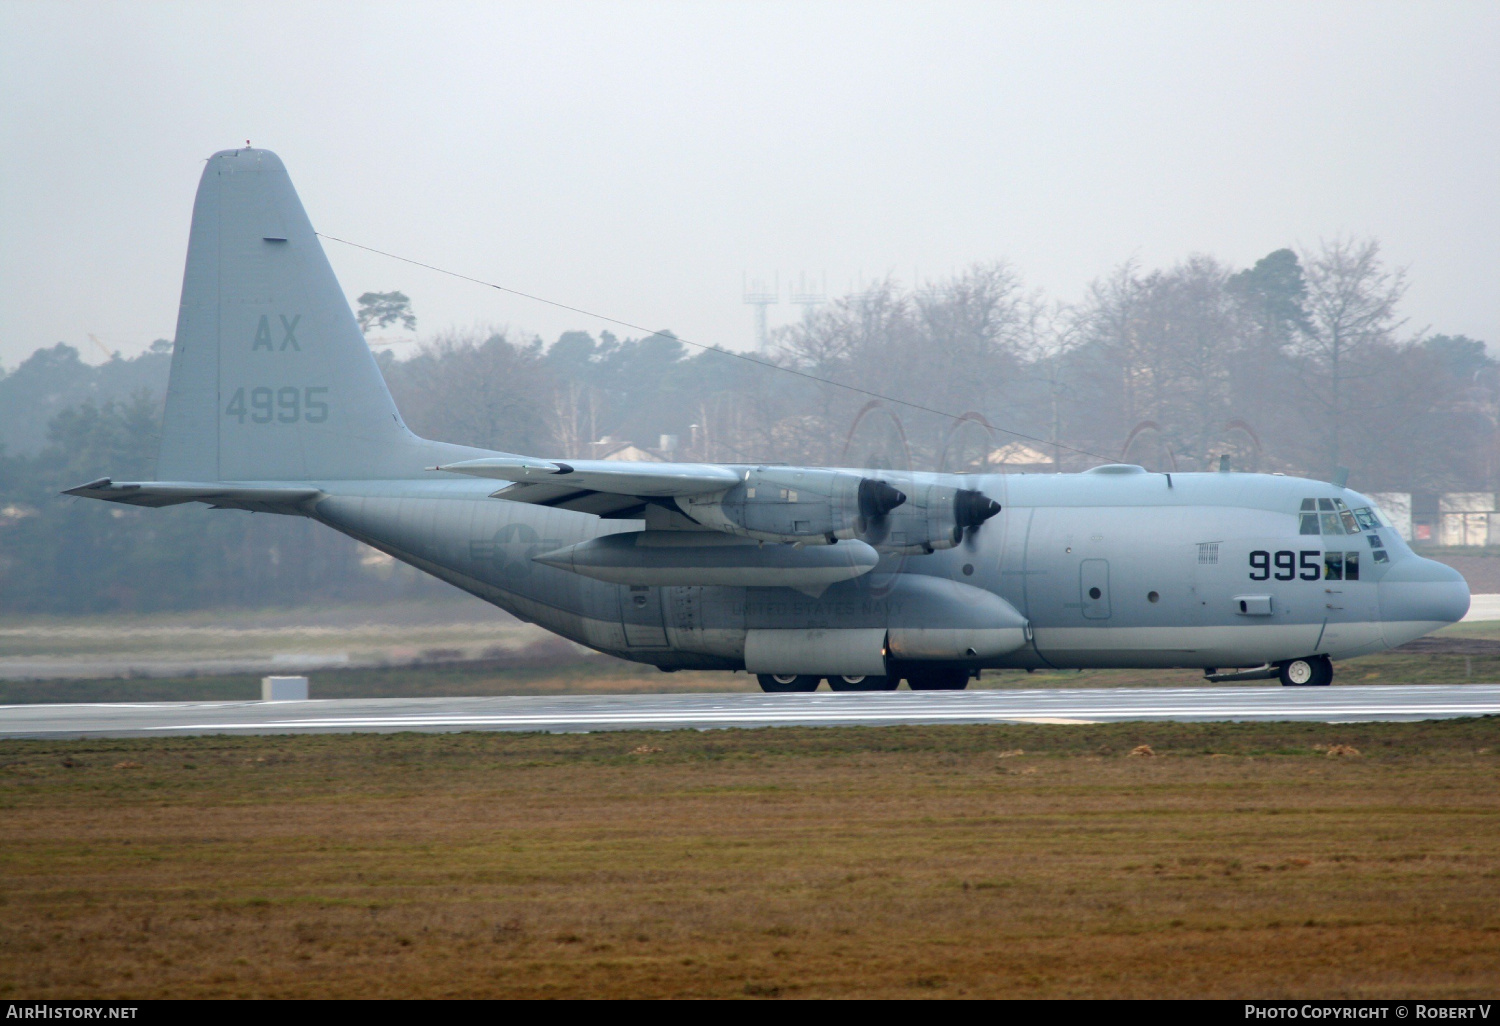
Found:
[1072,258,1243,467]
[1016,293,1081,472]
[1297,237,1408,473]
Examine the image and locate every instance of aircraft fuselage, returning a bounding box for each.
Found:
[304,464,1468,674]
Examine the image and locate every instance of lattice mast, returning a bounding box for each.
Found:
[742,272,779,350]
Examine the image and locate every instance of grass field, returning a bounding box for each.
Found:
[2,719,1498,998]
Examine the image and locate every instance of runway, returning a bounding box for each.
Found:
[1,684,1497,738]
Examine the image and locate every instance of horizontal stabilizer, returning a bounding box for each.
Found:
[533,531,879,588]
[63,478,321,514]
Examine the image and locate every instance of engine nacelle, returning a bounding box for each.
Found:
[677,468,999,552]
[676,468,905,544]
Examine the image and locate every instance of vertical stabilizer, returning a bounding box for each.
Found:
[158,148,487,481]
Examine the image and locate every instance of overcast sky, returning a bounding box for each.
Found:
[2,0,1497,369]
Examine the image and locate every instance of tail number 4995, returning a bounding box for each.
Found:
[225,386,329,424]
[1249,550,1321,581]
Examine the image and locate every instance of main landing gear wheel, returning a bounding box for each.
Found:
[1278,655,1333,687]
[757,673,821,693]
[904,668,971,691]
[827,674,898,692]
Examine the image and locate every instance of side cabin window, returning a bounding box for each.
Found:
[1323,551,1361,581]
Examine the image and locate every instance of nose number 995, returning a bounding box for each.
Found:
[1248,550,1321,581]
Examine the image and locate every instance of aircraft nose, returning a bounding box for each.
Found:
[1378,556,1470,645]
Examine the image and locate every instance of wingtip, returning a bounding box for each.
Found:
[61,477,112,497]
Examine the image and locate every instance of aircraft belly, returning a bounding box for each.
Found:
[1030,624,1326,669]
[1378,620,1451,651]
[1316,620,1387,660]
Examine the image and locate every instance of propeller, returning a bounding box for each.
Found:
[937,413,1006,551]
[858,477,906,518]
[841,402,912,587]
[952,487,1002,548]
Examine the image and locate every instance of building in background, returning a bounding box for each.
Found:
[986,443,1055,473]
[1438,493,1498,548]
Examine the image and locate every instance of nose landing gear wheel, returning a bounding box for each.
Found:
[827,674,897,692]
[757,673,821,693]
[904,668,971,691]
[1278,655,1333,687]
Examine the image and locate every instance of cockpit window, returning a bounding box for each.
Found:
[1302,497,1388,537]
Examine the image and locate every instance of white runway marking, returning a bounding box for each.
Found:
[1463,593,1500,621]
[1,685,1497,738]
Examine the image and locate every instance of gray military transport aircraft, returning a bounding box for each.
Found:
[67,148,1470,691]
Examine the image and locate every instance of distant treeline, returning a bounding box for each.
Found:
[1,238,1492,613]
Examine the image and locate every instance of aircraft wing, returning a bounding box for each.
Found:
[434,457,741,517]
[62,478,322,514]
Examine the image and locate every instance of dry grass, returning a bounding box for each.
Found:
[1,720,1498,999]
